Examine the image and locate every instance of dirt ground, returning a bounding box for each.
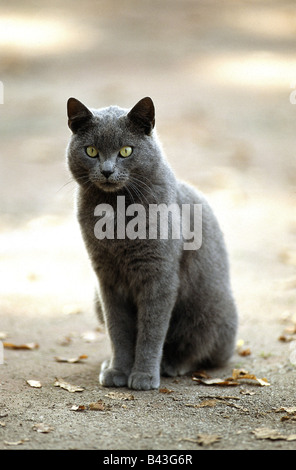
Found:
[1,0,296,452]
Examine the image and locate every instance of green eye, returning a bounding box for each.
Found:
[119,146,133,158]
[86,146,98,158]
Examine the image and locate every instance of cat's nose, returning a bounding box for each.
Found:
[101,169,114,179]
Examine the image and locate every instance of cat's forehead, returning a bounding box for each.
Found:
[91,105,127,123]
[88,105,129,147]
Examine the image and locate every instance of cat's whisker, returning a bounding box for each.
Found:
[125,184,136,206]
[127,180,148,207]
[128,175,157,205]
[56,177,76,194]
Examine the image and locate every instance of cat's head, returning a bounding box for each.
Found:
[66,97,157,193]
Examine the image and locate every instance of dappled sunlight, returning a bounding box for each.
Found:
[0,15,99,56]
[190,52,296,90]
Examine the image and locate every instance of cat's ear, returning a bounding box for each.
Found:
[67,97,93,133]
[127,97,155,135]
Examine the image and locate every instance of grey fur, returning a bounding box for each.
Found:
[66,97,238,390]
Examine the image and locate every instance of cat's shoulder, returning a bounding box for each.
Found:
[176,180,209,206]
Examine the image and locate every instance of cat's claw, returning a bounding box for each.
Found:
[128,371,160,390]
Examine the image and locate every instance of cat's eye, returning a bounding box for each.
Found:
[119,146,133,158]
[86,146,98,158]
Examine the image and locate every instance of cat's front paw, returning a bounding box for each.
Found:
[99,361,128,387]
[128,371,160,390]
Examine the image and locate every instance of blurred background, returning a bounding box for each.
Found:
[1,0,296,345]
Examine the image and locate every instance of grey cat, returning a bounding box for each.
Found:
[66,96,238,390]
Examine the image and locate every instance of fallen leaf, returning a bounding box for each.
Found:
[193,376,239,386]
[3,342,39,350]
[236,339,251,356]
[275,406,296,414]
[186,399,219,408]
[54,354,88,363]
[89,400,111,411]
[192,370,211,379]
[278,334,295,342]
[54,378,84,393]
[275,406,296,422]
[180,434,221,446]
[159,387,174,394]
[240,389,256,396]
[231,369,270,386]
[105,391,134,401]
[70,405,86,411]
[281,415,296,422]
[81,330,105,342]
[70,401,111,411]
[238,348,251,356]
[253,427,296,441]
[4,439,29,446]
[32,423,54,433]
[193,368,270,387]
[197,434,222,446]
[26,380,42,388]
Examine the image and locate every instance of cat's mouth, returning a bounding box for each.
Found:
[95,180,125,193]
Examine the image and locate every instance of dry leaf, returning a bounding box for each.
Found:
[278,334,294,342]
[4,439,29,446]
[105,391,134,401]
[281,415,296,422]
[54,378,84,393]
[186,399,219,408]
[4,342,39,350]
[253,427,296,441]
[180,434,221,446]
[236,339,251,356]
[70,401,111,411]
[192,370,211,379]
[193,376,239,386]
[275,406,296,422]
[70,405,86,411]
[54,354,88,363]
[238,348,251,356]
[26,380,42,388]
[32,423,54,433]
[275,406,296,414]
[231,369,270,386]
[159,387,174,394]
[197,434,221,446]
[240,389,255,395]
[193,368,269,387]
[89,400,110,411]
[81,330,105,342]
